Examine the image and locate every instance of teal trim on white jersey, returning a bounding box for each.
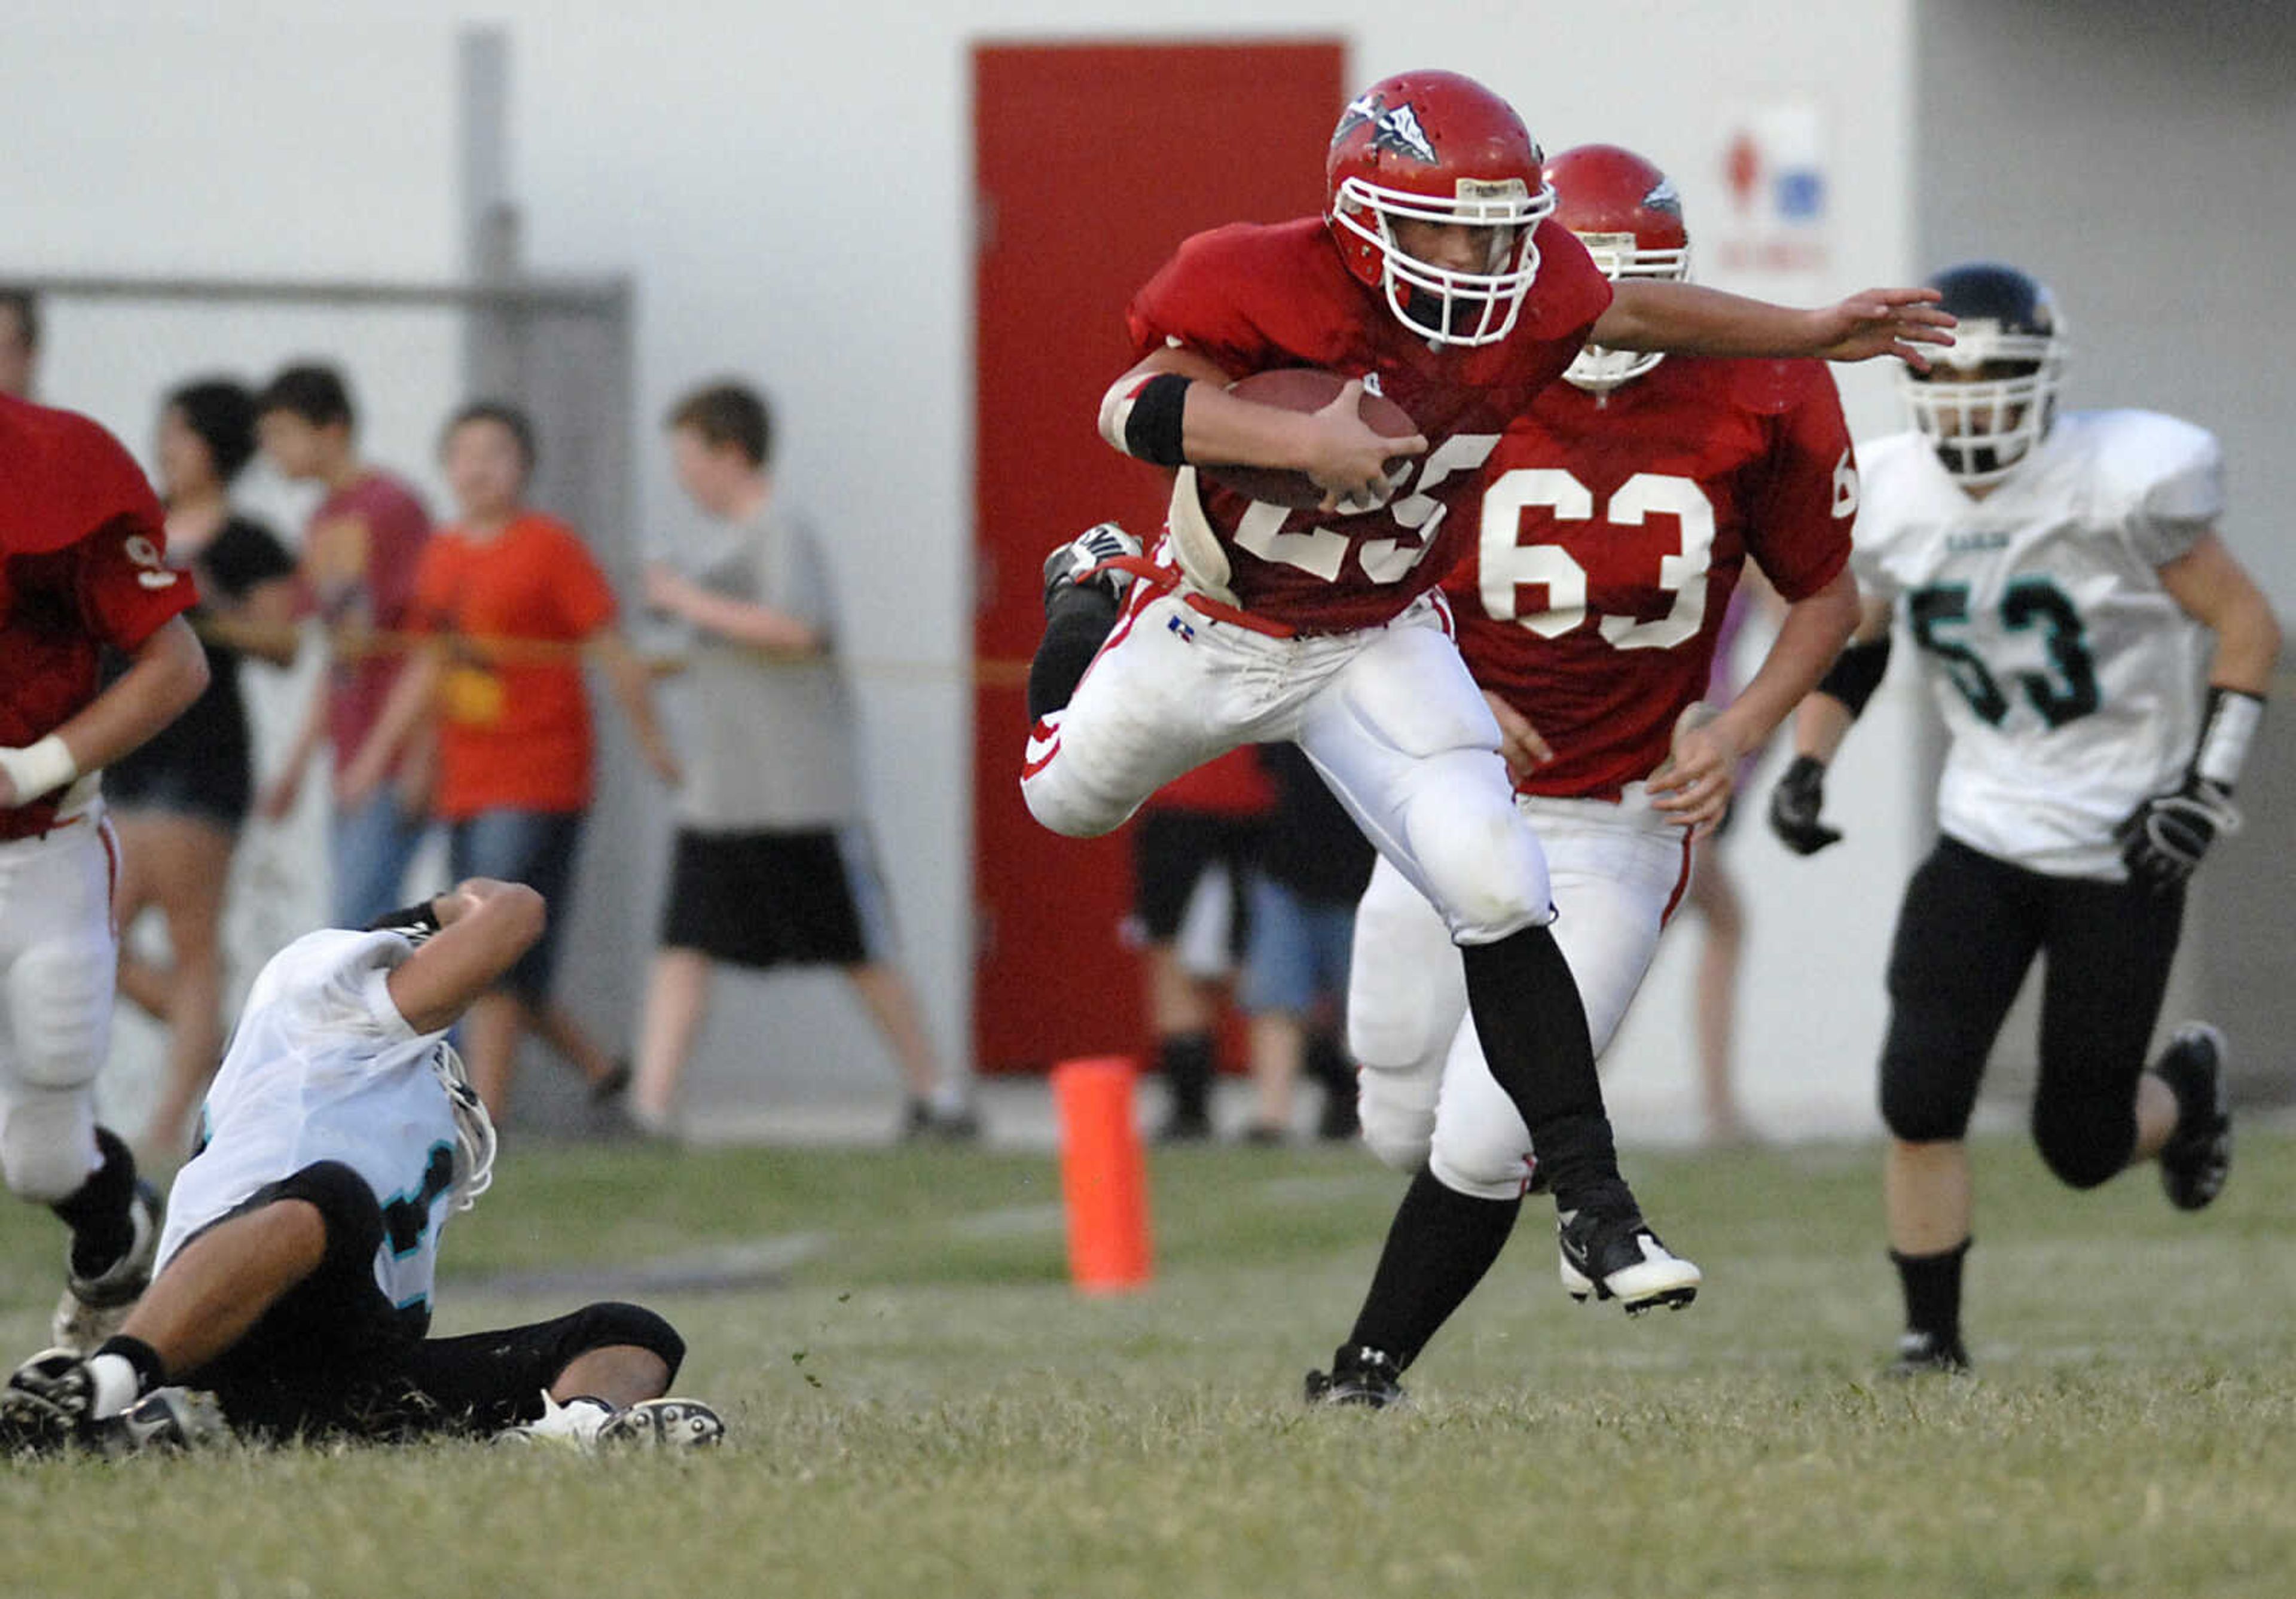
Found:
[1854,411,2222,879]
[156,929,463,1317]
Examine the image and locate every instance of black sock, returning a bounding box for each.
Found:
[1892,1238,1972,1348]
[91,1334,167,1395]
[51,1127,139,1279]
[1157,1031,1214,1123]
[1027,585,1119,722]
[1459,927,1622,1211]
[1344,1166,1523,1371]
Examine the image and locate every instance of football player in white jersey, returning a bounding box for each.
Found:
[0,879,722,1453]
[1767,262,2281,1375]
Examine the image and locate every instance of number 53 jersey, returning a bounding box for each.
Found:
[1452,355,1857,800]
[1854,410,2222,879]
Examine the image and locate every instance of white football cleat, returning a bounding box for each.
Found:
[1558,1204,1702,1314]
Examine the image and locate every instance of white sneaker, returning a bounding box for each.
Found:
[52,1181,163,1353]
[494,1392,618,1449]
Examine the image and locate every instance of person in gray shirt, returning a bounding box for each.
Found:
[633,382,975,1140]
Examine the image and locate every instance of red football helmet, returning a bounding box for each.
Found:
[1326,70,1556,348]
[1544,144,1692,392]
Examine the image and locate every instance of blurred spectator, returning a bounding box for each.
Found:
[343,402,678,1119]
[1125,748,1274,1142]
[252,364,433,926]
[0,288,38,399]
[107,379,300,1158]
[633,382,972,1142]
[1236,744,1375,1145]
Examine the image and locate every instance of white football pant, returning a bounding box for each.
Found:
[1023,573,1551,946]
[0,808,117,1201]
[1351,786,1694,1200]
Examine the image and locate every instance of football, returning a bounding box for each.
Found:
[1197,368,1420,511]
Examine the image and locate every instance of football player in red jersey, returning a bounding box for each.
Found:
[1,394,211,1353]
[1021,70,1947,1319]
[1305,145,1864,1401]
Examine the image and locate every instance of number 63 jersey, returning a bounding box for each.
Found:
[1854,410,2222,879]
[1453,355,1857,799]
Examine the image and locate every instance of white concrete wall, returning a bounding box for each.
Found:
[8,0,1928,1139]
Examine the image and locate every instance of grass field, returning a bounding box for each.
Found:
[4,1128,2294,1598]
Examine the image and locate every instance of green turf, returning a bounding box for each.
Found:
[4,1131,2293,1598]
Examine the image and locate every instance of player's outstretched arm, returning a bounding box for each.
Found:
[0,615,209,809]
[1593,282,1955,372]
[1097,347,1426,508]
[385,878,547,1035]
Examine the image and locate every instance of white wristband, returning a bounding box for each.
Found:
[2193,689,2263,791]
[0,735,79,803]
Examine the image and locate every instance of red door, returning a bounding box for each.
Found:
[970,39,1345,1072]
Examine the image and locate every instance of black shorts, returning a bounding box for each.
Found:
[659,826,892,970]
[1879,835,2184,1149]
[176,1161,684,1442]
[1129,810,1264,950]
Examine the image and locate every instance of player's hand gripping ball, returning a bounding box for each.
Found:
[1199,368,1421,512]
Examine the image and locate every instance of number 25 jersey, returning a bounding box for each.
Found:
[1451,355,1857,799]
[1854,410,2221,879]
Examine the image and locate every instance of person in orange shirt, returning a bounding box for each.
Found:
[342,402,679,1117]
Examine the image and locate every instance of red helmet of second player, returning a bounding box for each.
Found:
[1324,70,1557,349]
[1546,144,1693,393]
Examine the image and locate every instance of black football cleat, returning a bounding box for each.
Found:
[2154,1023,2231,1212]
[1303,1345,1406,1409]
[1558,1203,1700,1314]
[1042,523,1141,612]
[0,1350,96,1456]
[1886,1329,1972,1378]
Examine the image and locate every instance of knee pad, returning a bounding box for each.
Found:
[1355,1061,1438,1173]
[1427,1037,1536,1203]
[268,1161,387,1273]
[1345,863,1466,1078]
[561,1301,686,1381]
[1,1091,99,1202]
[1021,716,1137,840]
[1879,1046,1982,1146]
[7,938,114,1093]
[2031,1098,2132,1192]
[1403,753,1552,942]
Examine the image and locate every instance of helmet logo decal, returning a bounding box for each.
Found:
[1335,92,1439,164]
[1641,177,1684,218]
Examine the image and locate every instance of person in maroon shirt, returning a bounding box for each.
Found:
[0,393,210,1353]
[252,364,435,927]
[1018,71,1948,1367]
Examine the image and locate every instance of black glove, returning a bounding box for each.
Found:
[1767,755,1842,856]
[2114,776,2240,893]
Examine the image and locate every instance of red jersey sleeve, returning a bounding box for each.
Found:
[70,514,198,652]
[1741,361,1857,601]
[1125,223,1293,376]
[552,529,618,636]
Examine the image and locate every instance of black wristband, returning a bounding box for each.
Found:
[1122,373,1195,467]
[1815,634,1892,718]
[364,898,444,941]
